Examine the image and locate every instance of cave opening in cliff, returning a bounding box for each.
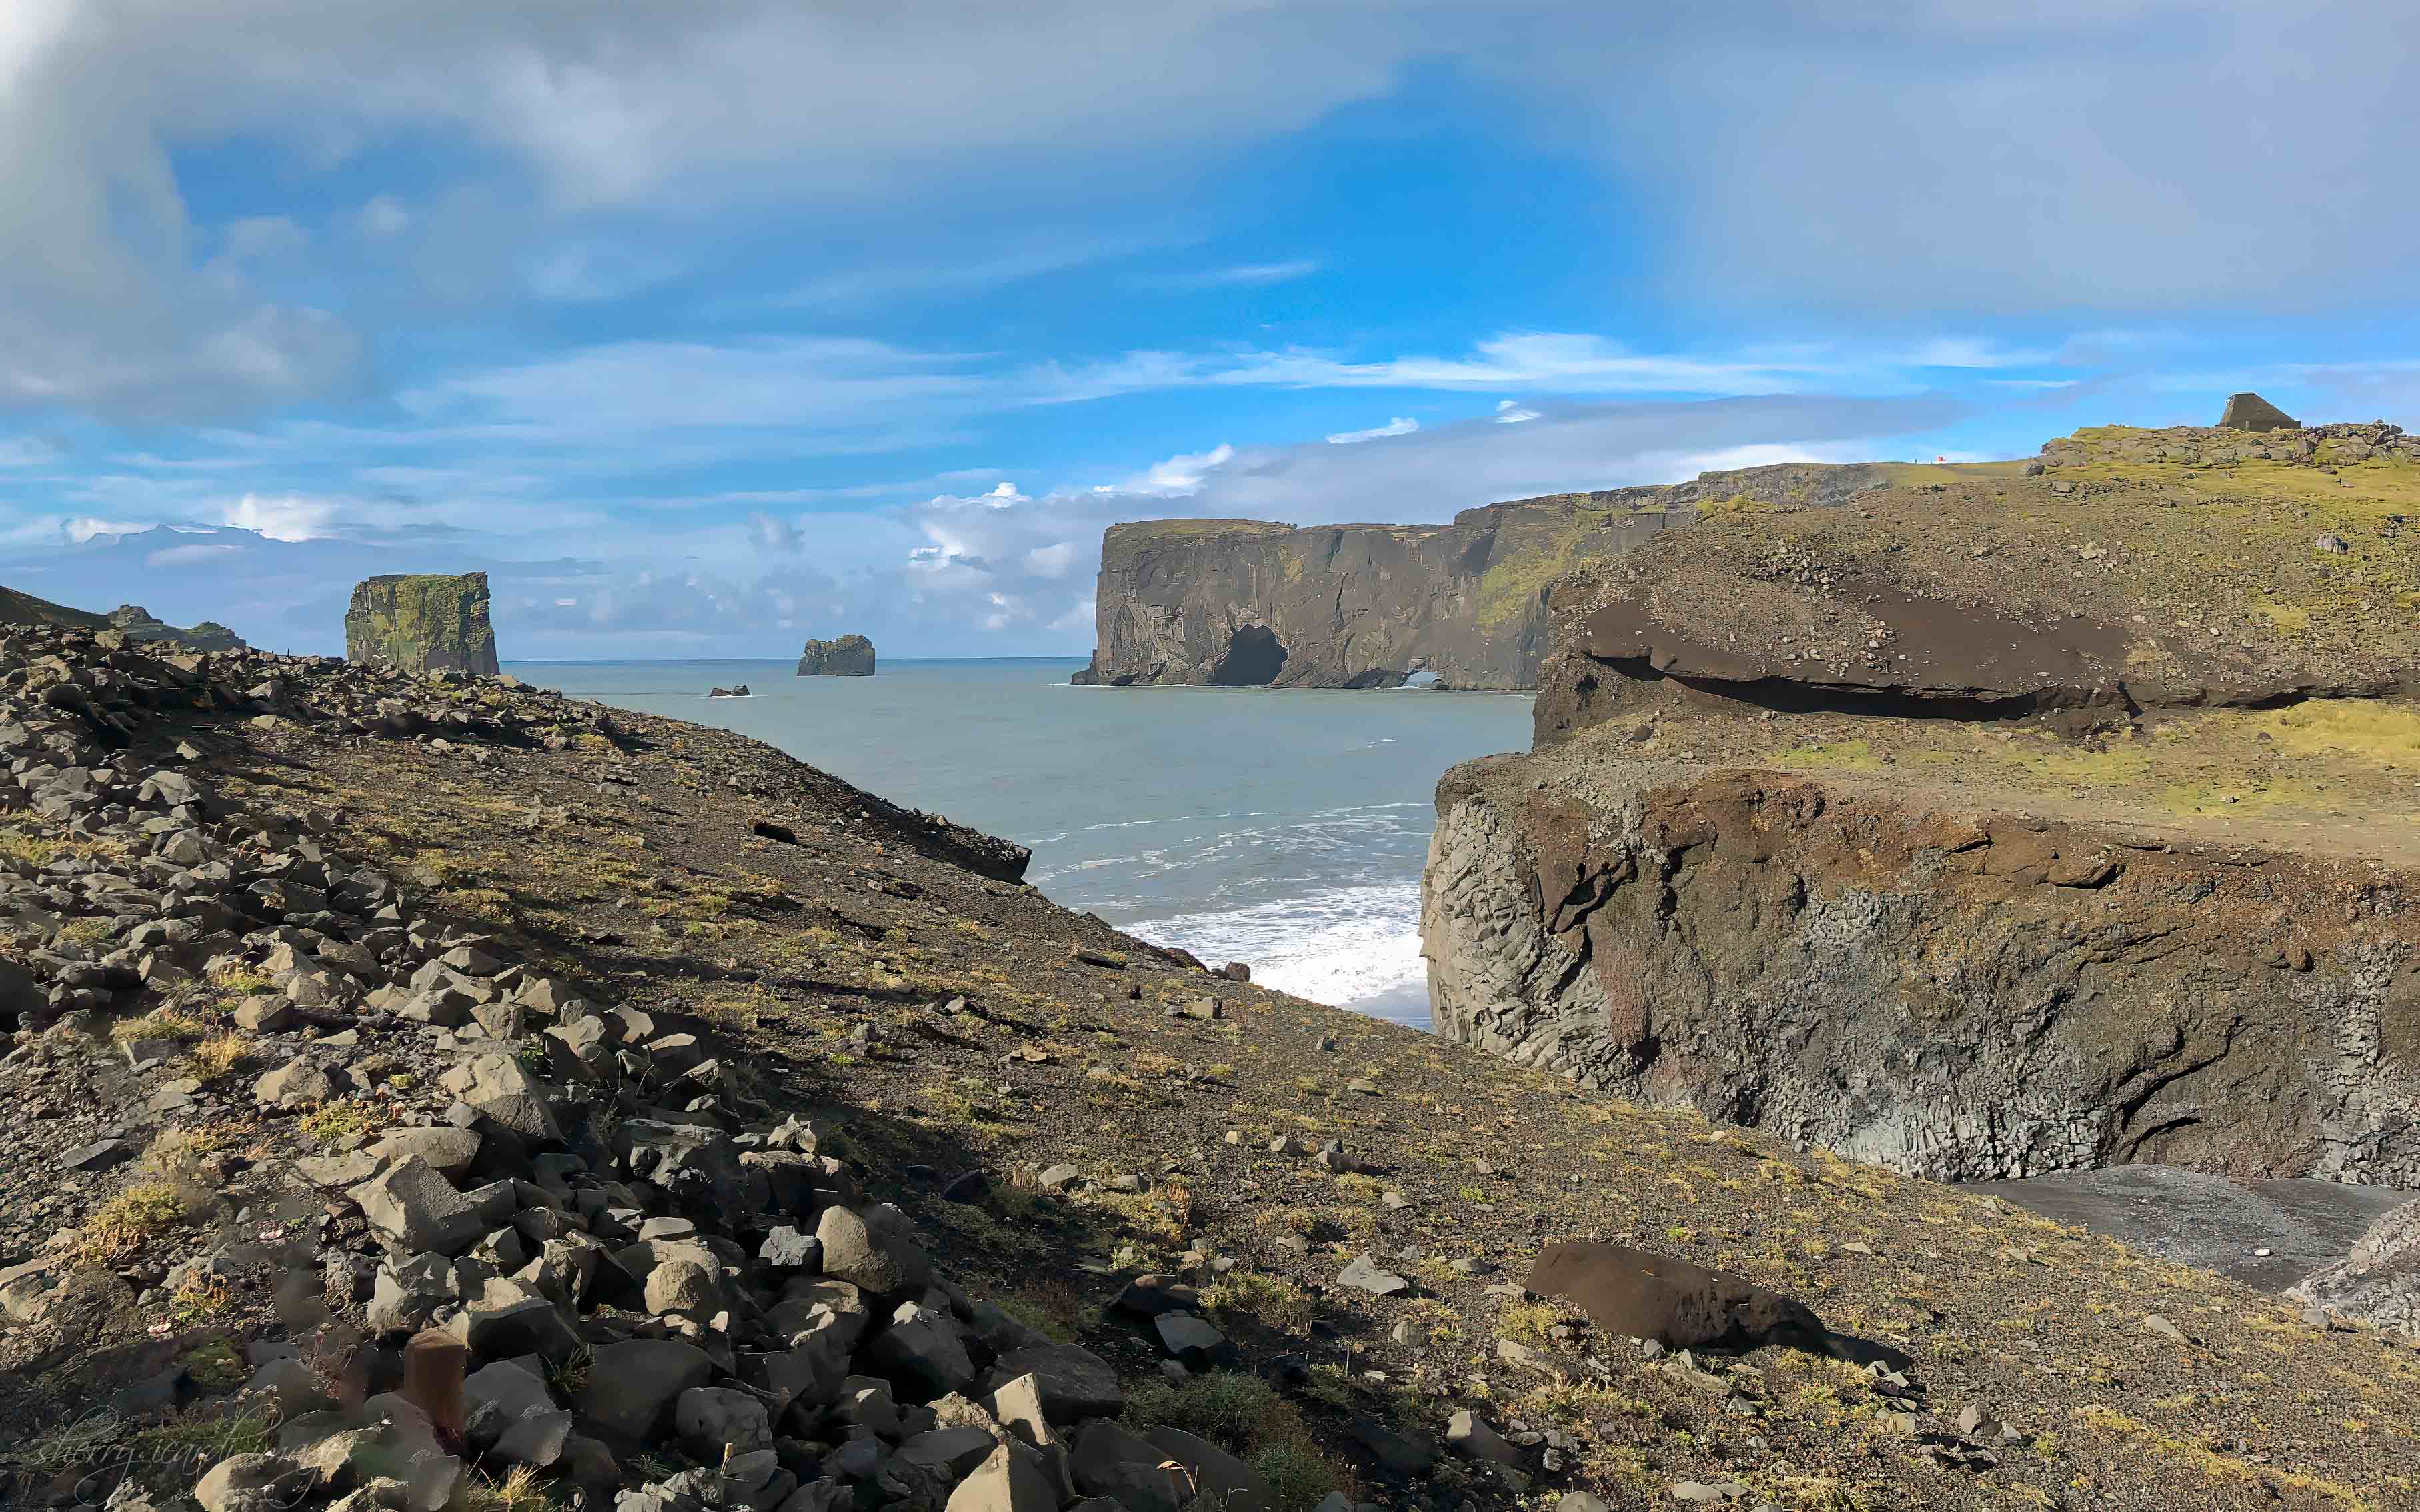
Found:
[1212,625,1289,685]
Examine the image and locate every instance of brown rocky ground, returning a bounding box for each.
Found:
[3,630,2415,1512]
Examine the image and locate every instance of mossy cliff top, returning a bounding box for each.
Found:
[1534,420,2420,748]
[343,571,499,675]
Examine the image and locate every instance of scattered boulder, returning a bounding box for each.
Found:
[1524,1242,1825,1351]
[816,1203,932,1295]
[577,1339,714,1440]
[1336,1254,1409,1297]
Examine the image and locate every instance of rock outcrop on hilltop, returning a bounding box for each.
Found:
[1426,419,2420,1187]
[1,589,246,651]
[796,633,875,676]
[107,604,246,652]
[345,571,499,675]
[1076,467,1889,689]
[7,604,2413,1509]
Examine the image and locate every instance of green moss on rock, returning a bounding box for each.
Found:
[344,572,499,675]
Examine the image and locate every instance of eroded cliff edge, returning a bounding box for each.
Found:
[1077,465,1888,688]
[1424,421,2420,1185]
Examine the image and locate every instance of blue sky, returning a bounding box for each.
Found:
[3,1,2417,659]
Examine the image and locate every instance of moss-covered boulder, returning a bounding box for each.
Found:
[345,573,499,675]
[797,634,875,677]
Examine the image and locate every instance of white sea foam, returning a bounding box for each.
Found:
[1125,883,1428,1009]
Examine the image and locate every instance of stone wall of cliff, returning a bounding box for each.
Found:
[1077,463,1890,688]
[344,571,499,675]
[1424,759,2420,1184]
[1423,423,2420,1185]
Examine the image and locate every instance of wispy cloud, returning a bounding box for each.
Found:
[1326,416,1418,443]
[769,238,1160,309]
[1136,259,1323,291]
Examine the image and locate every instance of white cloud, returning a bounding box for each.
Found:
[1494,399,1539,424]
[0,435,59,468]
[357,195,412,237]
[66,516,154,543]
[1022,541,1080,578]
[1119,444,1235,495]
[219,492,339,541]
[1326,417,1418,444]
[748,513,800,552]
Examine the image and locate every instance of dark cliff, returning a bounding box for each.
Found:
[1426,420,2420,1187]
[1076,465,1889,689]
[797,633,876,676]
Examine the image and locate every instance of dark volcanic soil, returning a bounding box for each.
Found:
[6,643,2419,1512]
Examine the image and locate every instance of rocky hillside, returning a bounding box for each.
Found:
[1425,422,2420,1193]
[1,587,241,651]
[1076,467,1889,689]
[2,615,2415,1512]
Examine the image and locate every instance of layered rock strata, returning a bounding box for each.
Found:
[1077,466,1889,689]
[1426,423,2420,1185]
[345,572,500,675]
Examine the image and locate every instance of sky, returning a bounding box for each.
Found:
[3,1,2418,659]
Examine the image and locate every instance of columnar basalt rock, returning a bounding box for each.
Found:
[345,572,499,675]
[797,634,876,677]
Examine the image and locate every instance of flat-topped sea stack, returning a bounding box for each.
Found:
[1424,417,2420,1187]
[343,571,499,675]
[1076,467,1891,689]
[796,633,874,676]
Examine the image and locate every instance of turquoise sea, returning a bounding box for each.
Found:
[504,658,1535,1027]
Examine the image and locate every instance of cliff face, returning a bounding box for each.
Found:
[343,571,499,675]
[797,633,875,675]
[1426,759,2420,1184]
[1078,465,1889,688]
[1425,423,2420,1185]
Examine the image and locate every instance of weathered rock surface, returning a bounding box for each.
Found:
[1532,425,2420,747]
[2219,391,2300,431]
[796,635,876,677]
[345,572,500,676]
[1077,465,1889,689]
[1428,421,2420,1185]
[2289,1198,2420,1337]
[1524,1241,1825,1350]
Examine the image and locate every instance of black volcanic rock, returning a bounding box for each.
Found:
[797,634,874,677]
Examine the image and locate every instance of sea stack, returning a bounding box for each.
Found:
[345,571,500,675]
[796,634,875,677]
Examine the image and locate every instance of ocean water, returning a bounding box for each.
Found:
[505,658,1534,1026]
